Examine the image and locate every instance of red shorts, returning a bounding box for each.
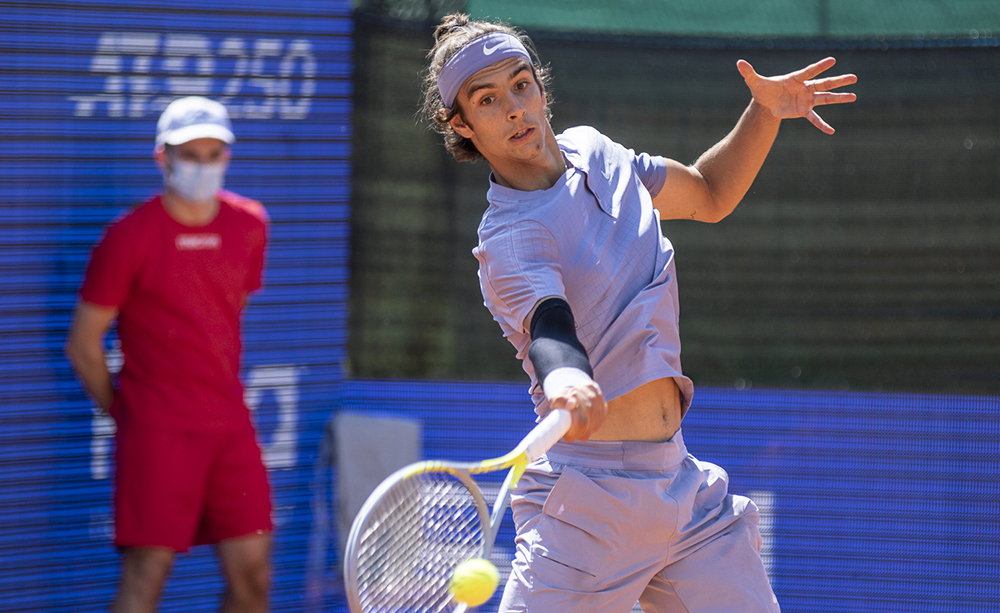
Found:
[114,425,273,552]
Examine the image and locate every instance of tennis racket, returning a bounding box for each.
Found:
[343,408,572,613]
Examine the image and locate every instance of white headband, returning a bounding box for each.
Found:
[437,32,532,109]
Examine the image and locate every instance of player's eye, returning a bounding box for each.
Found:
[479,95,494,106]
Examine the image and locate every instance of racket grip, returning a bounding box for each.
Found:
[522,409,572,462]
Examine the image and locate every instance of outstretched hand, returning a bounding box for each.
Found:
[737,57,857,134]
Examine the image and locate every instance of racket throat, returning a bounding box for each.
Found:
[488,459,525,545]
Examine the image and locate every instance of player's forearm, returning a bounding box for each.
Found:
[65,341,115,412]
[693,99,781,221]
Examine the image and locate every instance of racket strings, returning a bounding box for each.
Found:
[356,471,485,613]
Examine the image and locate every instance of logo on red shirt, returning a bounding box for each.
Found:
[176,234,222,250]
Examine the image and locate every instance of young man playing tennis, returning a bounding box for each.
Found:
[65,97,272,613]
[421,14,856,612]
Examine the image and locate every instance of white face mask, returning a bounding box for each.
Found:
[164,158,226,203]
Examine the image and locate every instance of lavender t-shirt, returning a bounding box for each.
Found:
[473,125,694,419]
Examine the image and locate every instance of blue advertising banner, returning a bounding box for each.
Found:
[0,2,353,610]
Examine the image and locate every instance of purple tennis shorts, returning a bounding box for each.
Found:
[499,429,780,613]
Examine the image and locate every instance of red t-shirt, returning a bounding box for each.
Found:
[80,191,269,431]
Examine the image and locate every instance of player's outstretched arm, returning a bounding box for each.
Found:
[654,57,857,223]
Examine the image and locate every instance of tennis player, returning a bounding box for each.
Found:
[65,97,272,613]
[421,14,856,612]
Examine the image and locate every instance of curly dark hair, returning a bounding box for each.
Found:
[419,13,553,163]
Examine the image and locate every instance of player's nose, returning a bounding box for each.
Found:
[505,96,527,120]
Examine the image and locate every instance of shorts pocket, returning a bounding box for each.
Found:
[529,467,626,587]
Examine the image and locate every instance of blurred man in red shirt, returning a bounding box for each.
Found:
[66,96,272,613]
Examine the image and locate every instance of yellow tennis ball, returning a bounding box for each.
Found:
[449,557,499,607]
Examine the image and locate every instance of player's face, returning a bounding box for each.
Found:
[448,58,549,165]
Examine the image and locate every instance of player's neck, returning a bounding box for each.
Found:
[162,189,221,227]
[490,125,566,192]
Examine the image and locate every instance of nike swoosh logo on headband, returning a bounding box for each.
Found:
[483,41,503,55]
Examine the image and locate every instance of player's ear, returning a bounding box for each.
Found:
[449,112,474,139]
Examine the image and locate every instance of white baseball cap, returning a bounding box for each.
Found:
[156,96,235,146]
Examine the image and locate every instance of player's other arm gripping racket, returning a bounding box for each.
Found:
[343,408,572,613]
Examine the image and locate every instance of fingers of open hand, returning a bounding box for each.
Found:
[794,56,838,82]
[806,109,835,135]
[736,59,759,83]
[809,90,858,107]
[808,73,858,93]
[805,73,858,113]
[801,77,856,134]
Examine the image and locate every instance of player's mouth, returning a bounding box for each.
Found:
[509,127,534,142]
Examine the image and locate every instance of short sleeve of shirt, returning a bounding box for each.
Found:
[219,190,269,294]
[475,220,565,334]
[79,216,140,308]
[219,190,271,293]
[632,151,669,199]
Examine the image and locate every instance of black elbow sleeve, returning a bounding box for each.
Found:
[527,298,593,384]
